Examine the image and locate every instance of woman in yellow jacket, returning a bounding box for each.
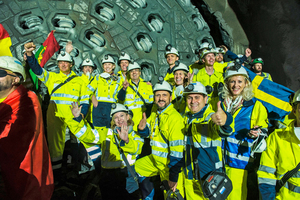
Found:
[221,65,268,200]
[171,62,190,115]
[67,103,143,200]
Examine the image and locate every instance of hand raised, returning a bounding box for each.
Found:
[245,48,252,57]
[24,42,36,56]
[138,112,147,131]
[70,102,82,118]
[65,41,73,54]
[123,79,129,90]
[211,101,227,126]
[117,124,129,143]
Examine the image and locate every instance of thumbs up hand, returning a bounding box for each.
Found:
[211,101,227,126]
[138,112,147,130]
[123,79,129,90]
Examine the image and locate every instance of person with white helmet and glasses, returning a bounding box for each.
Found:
[0,56,54,199]
[257,89,300,200]
[117,62,153,131]
[221,63,269,200]
[67,102,143,199]
[88,54,121,128]
[117,52,131,85]
[135,80,185,199]
[182,81,234,199]
[24,42,90,184]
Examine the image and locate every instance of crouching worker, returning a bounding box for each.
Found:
[182,82,234,199]
[135,80,185,199]
[67,103,143,200]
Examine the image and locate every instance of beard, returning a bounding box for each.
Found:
[156,100,169,111]
[0,78,13,92]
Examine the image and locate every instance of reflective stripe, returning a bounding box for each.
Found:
[134,137,144,143]
[258,177,276,186]
[92,129,100,144]
[152,149,168,158]
[170,151,183,158]
[75,125,87,138]
[284,181,300,193]
[51,93,79,99]
[52,163,62,170]
[169,140,184,147]
[50,100,73,105]
[227,151,252,162]
[227,137,252,147]
[219,126,232,135]
[81,95,89,99]
[96,96,116,102]
[215,161,223,169]
[149,95,154,99]
[151,140,168,148]
[87,84,95,92]
[80,100,89,104]
[193,140,222,148]
[258,165,276,174]
[86,146,101,161]
[112,83,120,99]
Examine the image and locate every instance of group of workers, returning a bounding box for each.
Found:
[0,37,299,200]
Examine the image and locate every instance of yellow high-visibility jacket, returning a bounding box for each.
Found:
[66,117,144,169]
[37,69,89,118]
[257,120,300,200]
[88,74,121,103]
[123,78,153,131]
[80,74,96,123]
[138,104,185,181]
[192,67,224,98]
[183,103,234,180]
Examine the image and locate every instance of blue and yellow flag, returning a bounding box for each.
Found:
[244,67,294,122]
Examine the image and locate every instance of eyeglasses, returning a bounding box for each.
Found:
[0,69,17,78]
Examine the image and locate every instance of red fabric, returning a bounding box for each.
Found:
[0,24,10,39]
[40,30,60,67]
[0,85,54,200]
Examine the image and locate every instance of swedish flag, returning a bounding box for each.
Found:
[244,67,294,121]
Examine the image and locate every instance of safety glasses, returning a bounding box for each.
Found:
[0,69,17,78]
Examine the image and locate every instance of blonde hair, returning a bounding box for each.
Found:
[222,75,253,101]
[110,113,134,130]
[173,70,189,87]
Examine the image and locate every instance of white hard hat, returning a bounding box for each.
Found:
[110,103,129,117]
[127,62,141,72]
[57,51,73,63]
[81,58,96,69]
[199,42,213,51]
[291,89,300,105]
[102,55,115,64]
[173,63,189,74]
[215,47,225,54]
[200,49,216,59]
[224,66,249,80]
[118,52,131,63]
[165,44,179,57]
[153,80,172,93]
[183,82,207,96]
[0,56,26,81]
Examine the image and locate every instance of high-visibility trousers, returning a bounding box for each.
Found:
[135,155,185,199]
[184,178,206,200]
[47,103,68,170]
[225,165,248,200]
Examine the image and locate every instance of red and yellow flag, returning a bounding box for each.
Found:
[0,24,12,57]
